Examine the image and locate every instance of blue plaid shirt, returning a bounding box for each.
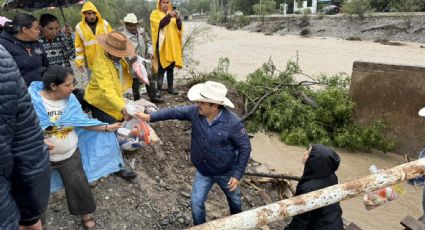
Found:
[150,105,251,180]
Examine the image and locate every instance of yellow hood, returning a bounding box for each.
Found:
[80,1,102,22]
[156,0,172,12]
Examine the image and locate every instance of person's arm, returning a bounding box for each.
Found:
[11,73,50,226]
[63,32,76,61]
[74,24,86,70]
[141,31,153,58]
[285,212,311,230]
[176,17,182,31]
[92,66,126,114]
[81,122,121,132]
[229,121,252,180]
[136,105,195,122]
[159,15,172,29]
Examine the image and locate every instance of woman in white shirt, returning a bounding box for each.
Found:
[35,65,121,230]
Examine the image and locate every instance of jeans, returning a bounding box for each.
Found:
[191,170,242,225]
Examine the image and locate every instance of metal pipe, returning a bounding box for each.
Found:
[187,159,425,230]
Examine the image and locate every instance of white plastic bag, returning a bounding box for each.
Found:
[132,55,149,85]
[363,165,405,210]
[117,118,151,151]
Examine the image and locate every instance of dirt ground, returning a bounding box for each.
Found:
[45,85,290,230]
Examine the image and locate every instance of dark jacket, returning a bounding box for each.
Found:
[0,31,48,86]
[286,144,344,230]
[0,45,50,229]
[150,105,251,180]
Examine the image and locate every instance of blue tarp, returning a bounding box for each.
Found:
[28,81,123,192]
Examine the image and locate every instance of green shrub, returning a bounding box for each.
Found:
[195,58,396,153]
[342,0,372,19]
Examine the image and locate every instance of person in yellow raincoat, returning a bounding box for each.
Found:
[74,1,112,73]
[150,0,183,98]
[84,31,138,181]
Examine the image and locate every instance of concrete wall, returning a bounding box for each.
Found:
[350,61,425,155]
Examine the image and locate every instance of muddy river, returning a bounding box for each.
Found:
[187,21,424,230]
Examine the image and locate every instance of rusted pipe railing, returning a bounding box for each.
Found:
[187,159,425,230]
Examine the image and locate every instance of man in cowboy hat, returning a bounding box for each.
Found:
[84,31,137,181]
[75,1,112,73]
[120,13,163,103]
[136,81,251,225]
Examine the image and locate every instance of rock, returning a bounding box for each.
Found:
[180,191,191,198]
[160,218,170,226]
[129,158,136,169]
[178,218,185,224]
[105,196,110,200]
[176,212,183,218]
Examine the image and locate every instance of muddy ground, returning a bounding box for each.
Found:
[45,83,291,230]
[241,14,425,43]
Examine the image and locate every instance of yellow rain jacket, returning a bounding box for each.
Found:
[75,1,112,70]
[150,0,183,72]
[84,49,132,121]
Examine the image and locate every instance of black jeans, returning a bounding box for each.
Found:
[157,62,175,92]
[90,105,119,124]
[132,78,141,101]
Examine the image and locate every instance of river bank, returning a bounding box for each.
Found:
[189,21,424,80]
[189,21,424,229]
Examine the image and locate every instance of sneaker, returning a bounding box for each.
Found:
[115,168,137,181]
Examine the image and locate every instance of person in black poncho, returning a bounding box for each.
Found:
[286,144,344,230]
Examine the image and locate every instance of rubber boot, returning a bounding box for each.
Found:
[167,68,178,95]
[146,82,164,103]
[156,73,164,98]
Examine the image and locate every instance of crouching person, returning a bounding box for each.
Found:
[29,66,123,230]
[286,144,343,230]
[136,81,251,225]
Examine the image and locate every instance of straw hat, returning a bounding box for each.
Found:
[187,81,235,108]
[97,31,135,57]
[120,13,143,25]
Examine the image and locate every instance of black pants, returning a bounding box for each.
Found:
[157,62,175,92]
[132,78,142,101]
[51,149,96,215]
[90,105,119,124]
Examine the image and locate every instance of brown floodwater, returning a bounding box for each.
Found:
[251,133,422,230]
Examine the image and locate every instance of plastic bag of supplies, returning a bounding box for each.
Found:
[363,165,406,210]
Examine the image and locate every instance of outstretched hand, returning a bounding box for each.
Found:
[107,122,122,131]
[121,108,132,121]
[228,177,240,192]
[135,112,151,122]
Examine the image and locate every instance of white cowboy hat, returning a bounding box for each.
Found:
[419,107,425,117]
[120,13,143,25]
[188,81,235,108]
